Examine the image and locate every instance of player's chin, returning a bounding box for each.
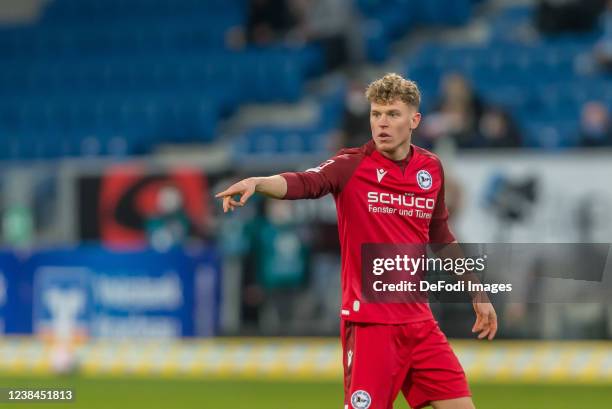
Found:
[375,140,398,152]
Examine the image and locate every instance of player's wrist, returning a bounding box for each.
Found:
[470,291,491,304]
[251,177,265,192]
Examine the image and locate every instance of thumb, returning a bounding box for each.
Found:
[240,189,254,205]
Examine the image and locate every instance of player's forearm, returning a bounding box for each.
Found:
[434,242,490,303]
[252,175,287,199]
[431,240,459,257]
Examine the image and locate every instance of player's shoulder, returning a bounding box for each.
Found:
[306,142,371,175]
[413,144,444,169]
[336,140,375,159]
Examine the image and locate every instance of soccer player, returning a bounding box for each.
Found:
[216,73,497,409]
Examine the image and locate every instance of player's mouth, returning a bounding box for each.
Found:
[376,132,393,143]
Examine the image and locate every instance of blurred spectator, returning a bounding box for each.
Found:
[331,78,372,150]
[421,73,484,148]
[578,101,612,146]
[242,198,309,332]
[255,199,308,290]
[594,0,612,71]
[1,204,34,248]
[249,0,296,45]
[145,184,191,251]
[476,107,522,148]
[289,0,362,69]
[535,0,606,34]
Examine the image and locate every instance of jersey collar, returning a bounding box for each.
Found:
[370,143,416,171]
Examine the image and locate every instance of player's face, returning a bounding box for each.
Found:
[370,100,421,156]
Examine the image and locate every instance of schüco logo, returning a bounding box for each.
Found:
[367,192,435,210]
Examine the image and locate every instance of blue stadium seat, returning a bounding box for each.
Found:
[523,121,580,149]
[0,0,336,159]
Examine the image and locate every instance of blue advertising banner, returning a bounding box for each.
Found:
[0,251,33,334]
[0,251,16,334]
[24,245,220,338]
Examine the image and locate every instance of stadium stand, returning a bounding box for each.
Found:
[1,0,610,158]
[0,0,324,159]
[406,5,612,149]
[0,0,484,160]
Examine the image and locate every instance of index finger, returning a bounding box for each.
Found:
[215,188,237,198]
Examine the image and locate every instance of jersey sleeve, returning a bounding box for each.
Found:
[428,162,456,244]
[280,151,361,200]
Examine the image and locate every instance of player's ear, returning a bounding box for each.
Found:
[411,111,422,130]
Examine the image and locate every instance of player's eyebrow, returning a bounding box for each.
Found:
[371,108,401,114]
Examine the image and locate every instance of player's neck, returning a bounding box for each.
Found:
[378,142,412,162]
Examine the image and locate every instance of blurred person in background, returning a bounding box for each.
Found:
[240,198,309,333]
[288,0,363,69]
[330,77,372,151]
[239,197,267,329]
[247,0,296,45]
[535,0,606,34]
[578,101,612,146]
[0,174,35,248]
[145,184,191,252]
[476,107,522,148]
[421,73,484,149]
[228,0,297,48]
[594,0,612,71]
[216,73,496,409]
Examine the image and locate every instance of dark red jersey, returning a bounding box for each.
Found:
[281,141,455,324]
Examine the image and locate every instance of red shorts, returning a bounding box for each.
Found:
[341,319,470,409]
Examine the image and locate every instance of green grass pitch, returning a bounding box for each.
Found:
[0,376,610,408]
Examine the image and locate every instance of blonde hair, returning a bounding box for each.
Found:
[365,73,421,109]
